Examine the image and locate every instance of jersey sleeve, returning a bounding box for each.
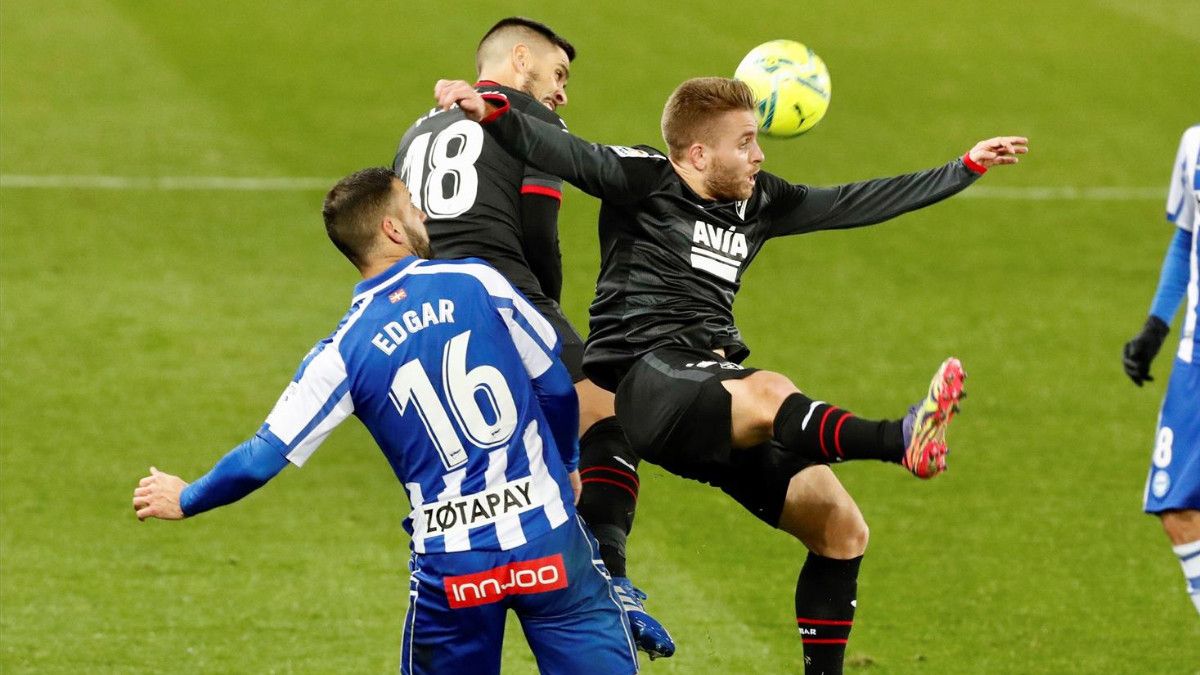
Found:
[761,158,983,237]
[1149,226,1193,324]
[257,340,355,467]
[178,434,290,517]
[519,192,564,302]
[478,91,661,205]
[1166,126,1199,232]
[518,99,568,202]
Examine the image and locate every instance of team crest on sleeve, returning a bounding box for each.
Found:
[607,145,658,159]
[265,381,300,425]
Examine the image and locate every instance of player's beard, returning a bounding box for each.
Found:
[520,69,554,110]
[404,221,433,259]
[705,155,754,202]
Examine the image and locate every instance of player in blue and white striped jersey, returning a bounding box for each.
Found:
[1123,124,1200,616]
[133,168,638,673]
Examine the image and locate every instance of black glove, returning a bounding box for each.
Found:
[1122,315,1170,386]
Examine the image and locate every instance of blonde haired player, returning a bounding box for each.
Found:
[435,76,1027,673]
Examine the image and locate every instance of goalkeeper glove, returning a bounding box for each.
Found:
[1122,315,1169,387]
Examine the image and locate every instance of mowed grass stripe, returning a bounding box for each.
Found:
[0,174,332,191]
[0,174,1165,200]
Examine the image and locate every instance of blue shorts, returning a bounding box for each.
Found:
[1143,356,1200,513]
[400,515,638,675]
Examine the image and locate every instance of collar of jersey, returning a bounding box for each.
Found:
[474,80,539,107]
[352,256,423,300]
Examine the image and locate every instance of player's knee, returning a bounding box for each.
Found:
[822,508,869,559]
[728,371,800,430]
[779,467,869,558]
[845,517,870,557]
[754,371,801,408]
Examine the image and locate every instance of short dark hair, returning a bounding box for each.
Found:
[661,77,756,160]
[476,17,575,74]
[322,167,399,267]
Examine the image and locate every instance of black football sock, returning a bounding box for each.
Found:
[575,416,639,578]
[795,553,862,675]
[774,393,904,464]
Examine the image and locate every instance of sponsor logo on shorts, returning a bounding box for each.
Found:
[1152,470,1172,498]
[685,360,743,371]
[444,554,568,608]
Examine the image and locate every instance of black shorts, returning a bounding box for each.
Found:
[528,296,586,383]
[614,346,814,526]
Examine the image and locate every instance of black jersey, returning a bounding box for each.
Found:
[479,94,984,391]
[393,83,567,303]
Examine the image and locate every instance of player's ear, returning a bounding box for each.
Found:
[381,215,407,246]
[687,142,708,172]
[511,43,531,73]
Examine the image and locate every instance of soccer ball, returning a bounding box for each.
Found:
[734,40,832,138]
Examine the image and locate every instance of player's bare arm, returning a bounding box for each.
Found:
[132,467,187,521]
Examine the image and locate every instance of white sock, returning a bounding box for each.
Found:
[1172,540,1200,616]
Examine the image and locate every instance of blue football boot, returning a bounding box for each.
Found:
[612,576,676,659]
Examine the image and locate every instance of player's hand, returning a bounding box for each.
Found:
[434,79,487,122]
[132,466,188,521]
[967,136,1029,168]
[568,469,582,505]
[1123,316,1170,386]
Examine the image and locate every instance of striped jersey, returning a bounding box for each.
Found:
[257,256,578,553]
[1167,125,1200,363]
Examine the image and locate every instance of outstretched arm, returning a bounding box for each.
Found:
[132,435,290,520]
[768,136,1028,236]
[134,337,355,520]
[434,79,653,204]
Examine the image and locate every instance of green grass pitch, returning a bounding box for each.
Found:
[2,1,1199,672]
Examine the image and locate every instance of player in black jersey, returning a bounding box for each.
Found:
[392,18,674,659]
[437,76,1027,673]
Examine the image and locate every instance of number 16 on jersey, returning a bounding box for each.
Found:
[388,330,518,471]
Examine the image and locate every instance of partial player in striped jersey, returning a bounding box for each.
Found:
[1123,124,1200,616]
[132,169,638,674]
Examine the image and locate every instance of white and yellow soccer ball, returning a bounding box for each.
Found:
[734,40,832,138]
